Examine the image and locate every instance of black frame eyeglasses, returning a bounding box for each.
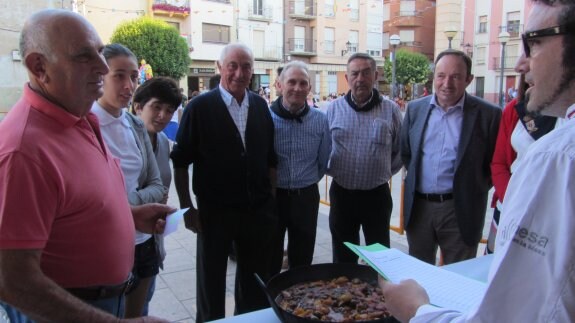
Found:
[522,23,575,57]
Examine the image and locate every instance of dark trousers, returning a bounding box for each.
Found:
[406,197,478,265]
[329,181,393,263]
[270,184,320,276]
[195,198,277,323]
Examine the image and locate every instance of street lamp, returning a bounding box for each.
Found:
[498,31,510,108]
[444,27,458,49]
[390,34,401,99]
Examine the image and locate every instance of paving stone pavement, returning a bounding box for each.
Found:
[149,170,490,322]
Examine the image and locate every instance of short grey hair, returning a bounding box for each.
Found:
[347,53,376,72]
[279,60,309,82]
[19,10,67,63]
[218,43,254,66]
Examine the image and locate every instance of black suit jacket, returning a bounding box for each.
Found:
[401,94,501,245]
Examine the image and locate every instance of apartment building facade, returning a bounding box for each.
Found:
[435,0,530,105]
[382,0,436,61]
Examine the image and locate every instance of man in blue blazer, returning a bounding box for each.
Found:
[401,49,501,265]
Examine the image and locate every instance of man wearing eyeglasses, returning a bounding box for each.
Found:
[379,1,575,321]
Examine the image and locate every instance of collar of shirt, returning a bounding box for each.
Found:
[24,83,82,128]
[281,101,306,115]
[219,84,249,109]
[351,90,375,108]
[566,103,575,119]
[430,93,466,112]
[91,101,131,128]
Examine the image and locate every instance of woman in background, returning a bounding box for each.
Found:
[91,43,166,316]
[132,76,182,315]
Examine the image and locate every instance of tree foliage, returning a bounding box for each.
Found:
[110,17,191,79]
[383,49,431,85]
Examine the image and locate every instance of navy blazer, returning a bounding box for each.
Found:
[401,94,501,246]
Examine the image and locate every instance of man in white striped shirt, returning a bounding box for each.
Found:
[326,53,403,263]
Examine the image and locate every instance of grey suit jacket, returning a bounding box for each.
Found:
[401,94,501,246]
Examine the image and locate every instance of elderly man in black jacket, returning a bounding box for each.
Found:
[171,43,277,323]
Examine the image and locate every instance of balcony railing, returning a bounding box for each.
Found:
[289,0,316,19]
[248,6,273,21]
[253,46,283,61]
[288,38,317,55]
[492,56,519,70]
[499,24,523,38]
[400,41,423,47]
[152,0,190,17]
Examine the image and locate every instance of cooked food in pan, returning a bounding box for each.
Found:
[275,276,390,322]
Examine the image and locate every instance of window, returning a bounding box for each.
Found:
[165,21,180,31]
[507,11,521,37]
[382,32,390,50]
[476,47,486,65]
[202,23,230,44]
[325,0,335,17]
[328,71,337,94]
[400,0,416,16]
[399,30,415,43]
[475,77,484,98]
[383,3,390,21]
[253,30,265,58]
[294,26,306,52]
[349,0,359,21]
[367,32,383,56]
[324,27,335,54]
[349,30,359,53]
[252,0,263,15]
[478,16,487,33]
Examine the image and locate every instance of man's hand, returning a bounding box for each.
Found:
[131,203,176,234]
[379,277,430,323]
[183,207,201,233]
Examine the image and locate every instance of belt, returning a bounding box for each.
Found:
[66,277,134,301]
[415,191,453,203]
[277,184,316,196]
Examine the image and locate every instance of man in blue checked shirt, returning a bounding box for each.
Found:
[327,53,403,263]
[268,61,331,275]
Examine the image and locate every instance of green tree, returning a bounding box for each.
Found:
[110,17,191,79]
[383,49,431,86]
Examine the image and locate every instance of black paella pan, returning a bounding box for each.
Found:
[256,263,399,323]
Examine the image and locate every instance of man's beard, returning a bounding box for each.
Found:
[527,68,575,117]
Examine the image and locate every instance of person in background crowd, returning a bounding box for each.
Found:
[171,43,277,323]
[268,60,331,276]
[381,1,575,321]
[0,9,170,323]
[132,77,183,315]
[326,53,402,263]
[400,49,501,265]
[91,43,166,318]
[208,74,221,91]
[486,56,560,254]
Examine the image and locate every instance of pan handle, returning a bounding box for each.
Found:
[254,273,269,294]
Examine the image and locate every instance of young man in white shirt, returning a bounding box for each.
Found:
[380,1,575,321]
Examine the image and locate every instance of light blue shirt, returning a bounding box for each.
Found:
[271,105,331,189]
[416,94,465,194]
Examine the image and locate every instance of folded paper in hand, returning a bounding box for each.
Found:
[164,208,189,236]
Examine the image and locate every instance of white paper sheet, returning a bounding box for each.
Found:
[357,248,487,313]
[163,208,189,236]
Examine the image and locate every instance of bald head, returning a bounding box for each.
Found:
[21,9,108,117]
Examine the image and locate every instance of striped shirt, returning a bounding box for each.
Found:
[271,104,331,189]
[327,95,403,190]
[219,85,249,147]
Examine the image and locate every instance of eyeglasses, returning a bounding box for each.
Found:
[522,23,575,57]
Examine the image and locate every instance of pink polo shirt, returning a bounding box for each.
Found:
[0,85,135,288]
